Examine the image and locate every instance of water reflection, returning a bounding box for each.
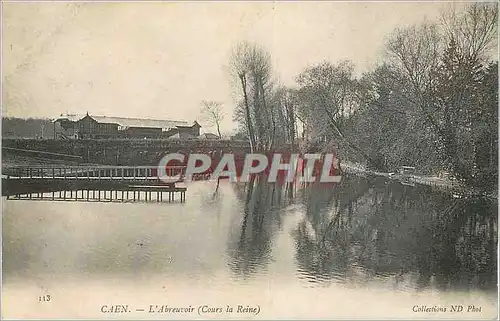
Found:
[291,175,497,292]
[227,176,293,279]
[2,175,497,295]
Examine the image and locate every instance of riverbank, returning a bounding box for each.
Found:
[341,160,497,200]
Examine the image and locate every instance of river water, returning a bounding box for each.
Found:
[2,176,498,319]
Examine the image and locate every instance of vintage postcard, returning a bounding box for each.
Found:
[2,1,498,320]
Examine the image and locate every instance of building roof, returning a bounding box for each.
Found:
[176,121,201,129]
[54,114,190,130]
[199,133,220,139]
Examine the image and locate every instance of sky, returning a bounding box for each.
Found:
[3,1,466,134]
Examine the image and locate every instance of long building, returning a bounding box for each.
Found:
[53,113,201,139]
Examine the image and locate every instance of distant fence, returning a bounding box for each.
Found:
[2,138,252,165]
[2,138,252,150]
[2,147,83,161]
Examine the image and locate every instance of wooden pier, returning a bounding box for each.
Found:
[2,165,190,202]
[7,185,187,203]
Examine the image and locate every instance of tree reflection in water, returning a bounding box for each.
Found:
[227,173,497,292]
[227,175,295,279]
[293,174,497,292]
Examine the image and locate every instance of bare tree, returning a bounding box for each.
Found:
[229,41,273,152]
[272,87,298,148]
[201,100,225,139]
[295,60,380,166]
[440,3,498,65]
[385,21,444,142]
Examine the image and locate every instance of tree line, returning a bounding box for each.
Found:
[228,3,498,192]
[2,117,54,139]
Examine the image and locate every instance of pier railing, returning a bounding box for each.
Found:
[3,165,187,180]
